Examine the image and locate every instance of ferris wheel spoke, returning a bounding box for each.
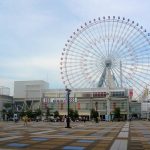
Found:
[116,25,146,59]
[112,67,132,88]
[109,19,120,56]
[87,66,104,81]
[70,38,97,55]
[122,68,143,99]
[110,22,127,56]
[65,64,103,81]
[75,32,102,57]
[104,19,110,57]
[129,41,149,54]
[110,18,115,42]
[80,31,107,58]
[110,20,131,55]
[64,61,104,71]
[97,20,108,56]
[121,67,147,87]
[118,47,150,60]
[117,51,135,60]
[90,24,110,58]
[131,44,150,54]
[126,27,148,46]
[117,46,150,57]
[135,65,150,70]
[132,69,150,81]
[136,49,150,57]
[69,73,91,88]
[64,70,88,83]
[106,20,110,55]
[66,53,100,62]
[134,72,150,83]
[84,69,104,82]
[115,24,140,55]
[111,68,121,86]
[126,34,146,49]
[69,45,102,60]
[114,34,140,58]
[115,67,145,97]
[118,35,148,58]
[83,26,106,55]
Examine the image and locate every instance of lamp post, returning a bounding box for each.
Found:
[65,88,71,128]
[106,92,111,121]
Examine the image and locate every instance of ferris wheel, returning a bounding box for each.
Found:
[60,16,150,99]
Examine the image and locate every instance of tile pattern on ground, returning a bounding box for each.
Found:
[1,121,150,149]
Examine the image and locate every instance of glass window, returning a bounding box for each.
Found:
[103,102,106,110]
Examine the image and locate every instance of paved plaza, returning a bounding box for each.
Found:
[0,121,150,150]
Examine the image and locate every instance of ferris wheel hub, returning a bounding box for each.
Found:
[105,59,112,68]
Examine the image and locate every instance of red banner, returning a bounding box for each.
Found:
[129,89,133,97]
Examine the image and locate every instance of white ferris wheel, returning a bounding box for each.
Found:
[60,16,150,99]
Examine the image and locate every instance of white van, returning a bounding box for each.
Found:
[14,114,18,122]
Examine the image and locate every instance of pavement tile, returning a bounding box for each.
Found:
[20,140,38,144]
[31,144,57,148]
[7,143,29,148]
[63,146,85,150]
[77,139,95,143]
[31,137,49,141]
[91,148,106,150]
[68,142,91,147]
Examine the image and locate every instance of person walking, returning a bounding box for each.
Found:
[23,115,28,126]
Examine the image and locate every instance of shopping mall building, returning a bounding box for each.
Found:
[13,80,134,121]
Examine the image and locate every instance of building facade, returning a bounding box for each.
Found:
[129,101,141,119]
[43,88,129,120]
[14,80,49,111]
[0,86,13,120]
[13,80,135,121]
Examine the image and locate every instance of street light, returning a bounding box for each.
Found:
[106,92,111,121]
[65,88,71,128]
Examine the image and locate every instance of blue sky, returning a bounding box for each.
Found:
[0,0,150,95]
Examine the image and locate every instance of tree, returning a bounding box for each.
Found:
[7,109,13,118]
[54,111,59,118]
[20,110,26,118]
[114,107,120,121]
[90,108,99,123]
[74,110,79,120]
[3,103,12,109]
[26,109,33,118]
[2,103,13,120]
[46,108,50,119]
[90,108,94,119]
[67,109,79,121]
[35,108,42,116]
[3,103,12,113]
[69,109,74,120]
[2,109,6,120]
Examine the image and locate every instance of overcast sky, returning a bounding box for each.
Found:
[0,0,150,95]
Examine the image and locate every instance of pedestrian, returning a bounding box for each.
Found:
[23,115,28,126]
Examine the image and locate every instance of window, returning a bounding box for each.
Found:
[93,92,106,97]
[111,91,125,97]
